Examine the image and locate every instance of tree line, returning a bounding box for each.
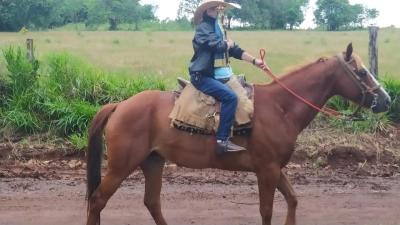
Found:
[0,0,378,32]
[179,0,379,30]
[0,0,155,31]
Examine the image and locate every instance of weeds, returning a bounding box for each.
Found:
[68,133,88,150]
[328,111,392,134]
[382,77,400,122]
[0,47,166,148]
[0,45,398,151]
[3,47,39,95]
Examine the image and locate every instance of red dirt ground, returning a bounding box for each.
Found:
[1,159,400,225]
[1,126,399,225]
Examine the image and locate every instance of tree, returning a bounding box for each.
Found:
[0,0,194,31]
[232,0,308,29]
[85,0,108,28]
[177,0,202,20]
[177,0,247,29]
[314,0,351,31]
[0,0,57,31]
[58,0,88,25]
[85,0,155,30]
[314,0,379,31]
[363,8,379,27]
[284,0,309,29]
[130,4,155,30]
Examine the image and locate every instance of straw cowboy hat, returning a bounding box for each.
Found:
[193,0,241,25]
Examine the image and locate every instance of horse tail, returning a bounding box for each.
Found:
[86,103,118,201]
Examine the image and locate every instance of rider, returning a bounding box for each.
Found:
[189,0,268,154]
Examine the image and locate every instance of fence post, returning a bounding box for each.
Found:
[368,26,379,77]
[26,38,35,63]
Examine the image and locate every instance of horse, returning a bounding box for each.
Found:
[85,43,391,225]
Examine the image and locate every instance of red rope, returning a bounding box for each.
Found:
[258,49,342,118]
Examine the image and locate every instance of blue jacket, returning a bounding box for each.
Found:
[189,14,244,77]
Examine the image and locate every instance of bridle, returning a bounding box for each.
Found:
[258,49,382,120]
[335,54,381,116]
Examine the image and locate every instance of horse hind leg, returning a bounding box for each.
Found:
[277,171,298,225]
[141,152,168,225]
[86,170,129,225]
[86,142,150,225]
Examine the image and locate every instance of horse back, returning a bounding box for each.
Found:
[105,89,293,171]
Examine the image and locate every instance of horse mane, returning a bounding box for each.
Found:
[277,56,330,81]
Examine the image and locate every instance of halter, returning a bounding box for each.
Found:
[335,54,381,117]
[258,49,381,120]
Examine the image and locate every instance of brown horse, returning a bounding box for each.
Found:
[85,44,391,225]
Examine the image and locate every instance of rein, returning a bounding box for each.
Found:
[257,49,378,120]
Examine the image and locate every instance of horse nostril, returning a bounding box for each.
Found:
[385,96,392,107]
[385,97,391,107]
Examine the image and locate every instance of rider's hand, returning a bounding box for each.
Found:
[227,38,235,49]
[254,58,271,71]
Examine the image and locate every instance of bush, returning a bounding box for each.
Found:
[44,99,99,135]
[0,47,166,138]
[326,96,350,112]
[68,133,88,150]
[1,108,42,134]
[3,47,39,95]
[45,53,165,104]
[382,77,400,122]
[325,79,396,133]
[328,111,391,134]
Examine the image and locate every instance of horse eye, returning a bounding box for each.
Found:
[358,69,367,77]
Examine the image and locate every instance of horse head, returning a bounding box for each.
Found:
[333,43,391,113]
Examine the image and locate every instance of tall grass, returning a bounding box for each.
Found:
[327,112,392,134]
[2,47,39,95]
[325,76,400,133]
[45,52,165,105]
[0,47,166,147]
[382,77,400,122]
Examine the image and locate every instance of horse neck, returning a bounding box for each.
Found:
[260,58,338,132]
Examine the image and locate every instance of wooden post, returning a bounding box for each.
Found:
[26,39,35,63]
[368,26,379,77]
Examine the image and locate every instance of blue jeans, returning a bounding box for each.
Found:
[190,73,237,141]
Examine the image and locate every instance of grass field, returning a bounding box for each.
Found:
[0,28,399,86]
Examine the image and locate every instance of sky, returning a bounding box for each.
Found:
[140,0,400,28]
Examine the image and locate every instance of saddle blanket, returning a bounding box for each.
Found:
[169,75,254,136]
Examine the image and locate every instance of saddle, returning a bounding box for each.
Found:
[169,75,254,136]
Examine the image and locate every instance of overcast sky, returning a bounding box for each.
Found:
[140,0,400,28]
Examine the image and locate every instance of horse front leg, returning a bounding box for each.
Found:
[256,164,281,225]
[277,171,297,225]
[141,152,168,225]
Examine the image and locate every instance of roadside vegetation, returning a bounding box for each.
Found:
[0,29,399,150]
[0,47,165,148]
[0,45,399,150]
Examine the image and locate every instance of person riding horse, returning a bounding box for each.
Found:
[86,43,391,225]
[189,0,268,154]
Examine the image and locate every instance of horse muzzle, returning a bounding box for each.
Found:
[371,88,391,113]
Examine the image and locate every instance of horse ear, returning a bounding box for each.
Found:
[345,43,353,61]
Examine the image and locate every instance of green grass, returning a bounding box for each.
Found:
[0,28,399,85]
[0,30,399,148]
[382,77,400,122]
[0,47,166,144]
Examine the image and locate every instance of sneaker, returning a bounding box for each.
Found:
[216,140,246,155]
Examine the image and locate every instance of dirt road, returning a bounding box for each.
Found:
[1,166,400,225]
